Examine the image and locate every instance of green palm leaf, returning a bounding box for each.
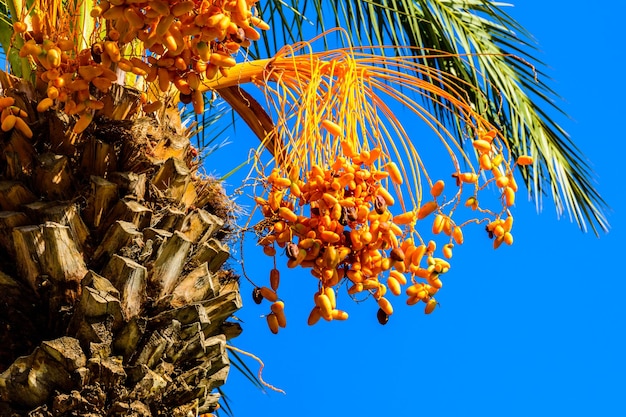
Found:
[259,0,608,234]
[0,0,31,79]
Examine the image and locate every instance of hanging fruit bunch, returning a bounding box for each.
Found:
[8,0,270,132]
[251,129,534,331]
[208,40,535,332]
[0,96,32,137]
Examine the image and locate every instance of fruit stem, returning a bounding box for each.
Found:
[198,58,272,92]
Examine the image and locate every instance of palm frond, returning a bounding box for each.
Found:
[0,0,30,79]
[181,94,234,161]
[260,0,608,233]
[215,388,234,417]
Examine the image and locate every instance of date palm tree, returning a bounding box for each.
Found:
[0,0,605,416]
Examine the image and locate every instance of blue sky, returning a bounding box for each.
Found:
[212,2,626,417]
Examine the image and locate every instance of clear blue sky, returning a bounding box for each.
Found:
[211,2,626,417]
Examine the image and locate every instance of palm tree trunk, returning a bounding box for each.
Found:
[0,76,242,416]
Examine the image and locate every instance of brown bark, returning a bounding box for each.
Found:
[83,176,118,229]
[34,154,74,200]
[152,157,197,208]
[80,137,118,178]
[0,211,28,256]
[3,132,35,178]
[180,208,223,243]
[93,220,143,262]
[24,202,90,251]
[12,222,88,304]
[154,207,186,231]
[169,262,220,308]
[100,199,152,233]
[101,255,148,320]
[0,181,37,211]
[109,171,147,201]
[190,238,230,273]
[150,231,193,299]
[0,83,241,416]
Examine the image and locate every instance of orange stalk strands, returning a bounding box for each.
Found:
[204,45,499,198]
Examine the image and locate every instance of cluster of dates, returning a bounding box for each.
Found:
[251,145,451,332]
[12,0,268,131]
[0,96,32,137]
[250,126,533,332]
